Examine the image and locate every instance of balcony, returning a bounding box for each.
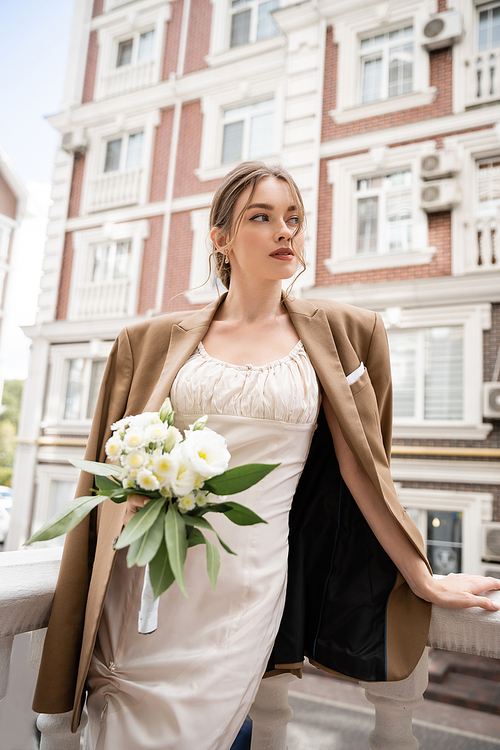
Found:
[464,213,499,273]
[466,50,500,108]
[99,59,156,100]
[87,167,143,212]
[70,277,132,318]
[1,549,499,749]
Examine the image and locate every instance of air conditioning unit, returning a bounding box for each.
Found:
[422,10,463,51]
[481,562,500,579]
[420,179,460,212]
[483,382,500,418]
[420,151,460,180]
[61,128,88,156]
[483,523,500,562]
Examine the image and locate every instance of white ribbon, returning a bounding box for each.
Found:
[138,564,159,634]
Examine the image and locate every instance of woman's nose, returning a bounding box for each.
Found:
[275,222,292,242]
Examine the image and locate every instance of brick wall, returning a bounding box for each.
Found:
[92,0,103,17]
[163,0,184,79]
[56,232,74,319]
[401,481,500,522]
[183,0,212,74]
[82,30,98,104]
[67,154,86,218]
[149,108,175,202]
[321,28,453,143]
[161,211,196,312]
[173,101,220,198]
[137,216,164,314]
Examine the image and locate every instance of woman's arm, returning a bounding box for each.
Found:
[322,395,500,611]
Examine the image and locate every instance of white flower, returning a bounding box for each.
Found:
[169,448,201,497]
[105,435,122,460]
[181,427,230,479]
[124,449,146,470]
[129,412,161,430]
[177,493,197,513]
[163,426,182,453]
[195,491,210,507]
[122,478,136,489]
[152,451,180,490]
[111,417,130,434]
[136,469,160,491]
[191,415,208,431]
[123,428,147,450]
[144,422,170,443]
[159,397,175,425]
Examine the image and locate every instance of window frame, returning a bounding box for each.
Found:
[102,130,145,173]
[221,97,276,165]
[43,341,114,434]
[381,303,492,440]
[68,221,148,320]
[207,0,284,63]
[32,463,80,548]
[330,1,435,124]
[326,142,434,274]
[359,25,414,104]
[229,0,280,49]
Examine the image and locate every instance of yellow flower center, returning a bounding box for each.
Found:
[198,451,207,461]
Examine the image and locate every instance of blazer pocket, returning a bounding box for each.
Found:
[348,365,370,396]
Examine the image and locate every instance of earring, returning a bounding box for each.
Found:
[224,253,229,265]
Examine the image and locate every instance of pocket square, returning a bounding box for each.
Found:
[346,362,365,386]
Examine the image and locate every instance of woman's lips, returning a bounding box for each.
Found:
[270,249,295,261]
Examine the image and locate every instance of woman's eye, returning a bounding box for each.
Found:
[251,214,268,222]
[288,216,299,225]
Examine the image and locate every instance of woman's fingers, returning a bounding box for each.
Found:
[429,574,500,610]
[123,494,149,526]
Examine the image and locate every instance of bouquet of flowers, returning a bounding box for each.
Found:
[26,398,277,602]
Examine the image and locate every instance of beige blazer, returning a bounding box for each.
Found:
[32,295,431,732]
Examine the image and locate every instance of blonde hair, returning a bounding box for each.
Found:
[209,161,306,292]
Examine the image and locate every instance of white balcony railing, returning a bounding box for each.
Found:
[100,59,156,100]
[87,167,142,212]
[1,549,499,750]
[464,214,499,272]
[71,278,131,319]
[466,50,500,107]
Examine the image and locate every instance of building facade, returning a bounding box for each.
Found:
[9,0,500,578]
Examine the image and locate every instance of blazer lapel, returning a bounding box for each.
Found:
[144,296,226,413]
[284,297,383,495]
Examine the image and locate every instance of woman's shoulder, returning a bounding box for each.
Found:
[303,297,378,330]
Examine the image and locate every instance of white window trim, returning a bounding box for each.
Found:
[32,463,81,547]
[330,0,437,124]
[444,127,500,276]
[0,215,13,263]
[196,80,284,181]
[93,2,170,102]
[207,0,284,64]
[43,340,114,434]
[326,142,435,274]
[184,208,219,305]
[452,0,500,113]
[397,486,493,575]
[68,220,149,320]
[382,303,492,440]
[81,110,160,215]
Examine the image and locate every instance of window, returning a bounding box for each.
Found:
[406,506,464,575]
[356,171,412,255]
[360,26,413,103]
[222,99,274,163]
[230,0,280,48]
[91,240,131,282]
[477,157,500,215]
[63,357,107,422]
[388,326,463,423]
[478,3,500,51]
[104,132,144,172]
[116,29,155,68]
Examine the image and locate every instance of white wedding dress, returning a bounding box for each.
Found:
[86,340,320,750]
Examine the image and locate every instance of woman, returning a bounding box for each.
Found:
[33,162,500,749]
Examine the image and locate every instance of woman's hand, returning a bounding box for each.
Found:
[123,494,149,526]
[417,573,500,611]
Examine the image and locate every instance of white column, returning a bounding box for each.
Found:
[360,648,429,750]
[37,710,88,750]
[0,636,14,700]
[249,673,296,750]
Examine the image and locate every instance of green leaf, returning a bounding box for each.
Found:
[185,528,220,591]
[204,536,220,591]
[126,509,165,568]
[220,501,267,526]
[25,494,105,544]
[204,463,279,495]
[148,538,175,599]
[65,457,121,477]
[95,475,122,494]
[164,503,188,597]
[184,515,236,555]
[114,498,165,549]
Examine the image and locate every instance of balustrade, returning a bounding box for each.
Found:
[464,215,499,272]
[100,59,156,100]
[467,51,500,107]
[71,277,131,319]
[1,548,499,750]
[88,167,142,212]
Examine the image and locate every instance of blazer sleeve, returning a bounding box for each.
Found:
[364,312,393,463]
[32,327,134,714]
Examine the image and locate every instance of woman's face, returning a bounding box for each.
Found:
[223,177,304,283]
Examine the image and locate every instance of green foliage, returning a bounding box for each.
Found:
[0,467,12,486]
[0,380,23,429]
[0,421,16,467]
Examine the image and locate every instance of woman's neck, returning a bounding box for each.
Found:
[217,278,284,324]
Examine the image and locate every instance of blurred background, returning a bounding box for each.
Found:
[0,0,499,747]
